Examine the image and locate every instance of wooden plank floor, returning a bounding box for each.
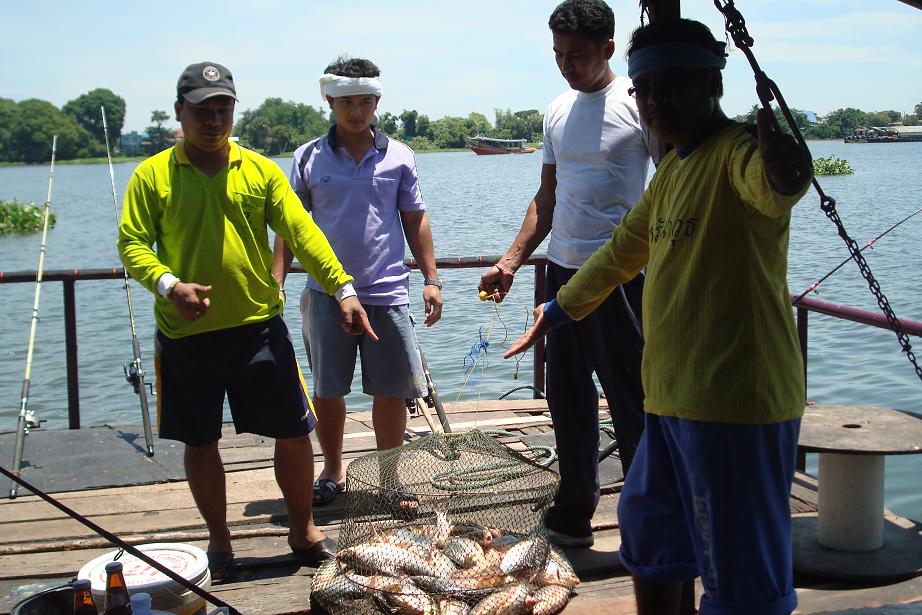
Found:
[0,399,920,614]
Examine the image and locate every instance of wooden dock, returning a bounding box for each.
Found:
[1,399,921,614]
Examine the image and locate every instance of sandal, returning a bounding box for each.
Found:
[291,537,338,567]
[380,483,420,521]
[206,550,235,582]
[312,478,344,507]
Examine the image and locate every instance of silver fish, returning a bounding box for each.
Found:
[374,578,439,615]
[431,505,452,548]
[450,523,494,547]
[427,549,459,576]
[499,538,549,574]
[409,575,495,601]
[438,597,471,615]
[533,546,580,588]
[338,543,438,577]
[532,584,572,615]
[311,562,368,605]
[468,582,536,615]
[443,537,486,569]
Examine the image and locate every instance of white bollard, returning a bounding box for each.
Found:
[816,453,885,552]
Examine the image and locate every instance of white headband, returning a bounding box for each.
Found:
[319,74,383,103]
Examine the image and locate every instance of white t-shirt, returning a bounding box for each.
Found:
[544,76,656,268]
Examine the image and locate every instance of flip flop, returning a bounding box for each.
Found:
[206,550,235,582]
[291,537,338,567]
[381,483,420,521]
[312,477,344,507]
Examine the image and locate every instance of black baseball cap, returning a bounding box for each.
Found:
[177,61,238,104]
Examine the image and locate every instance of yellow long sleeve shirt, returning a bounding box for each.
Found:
[557,123,810,425]
[118,141,352,339]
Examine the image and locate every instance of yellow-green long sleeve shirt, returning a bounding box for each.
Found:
[118,141,353,339]
[557,123,810,425]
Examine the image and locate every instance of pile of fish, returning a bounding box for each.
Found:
[311,508,580,615]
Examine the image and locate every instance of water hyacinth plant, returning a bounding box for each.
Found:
[0,199,56,235]
[813,156,855,176]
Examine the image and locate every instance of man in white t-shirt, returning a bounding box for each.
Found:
[479,0,656,547]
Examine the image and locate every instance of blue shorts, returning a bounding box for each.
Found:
[154,316,316,447]
[618,414,801,615]
[301,289,425,399]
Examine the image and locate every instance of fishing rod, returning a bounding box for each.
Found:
[9,136,57,500]
[101,106,155,457]
[793,206,922,305]
[0,463,240,615]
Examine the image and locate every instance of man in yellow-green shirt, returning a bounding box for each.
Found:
[118,61,376,579]
[506,20,813,615]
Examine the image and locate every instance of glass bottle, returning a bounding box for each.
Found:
[73,578,99,615]
[103,561,132,614]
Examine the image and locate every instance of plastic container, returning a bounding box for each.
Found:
[131,591,174,614]
[78,543,211,615]
[9,584,72,615]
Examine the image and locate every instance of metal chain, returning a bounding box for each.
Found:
[714,0,922,382]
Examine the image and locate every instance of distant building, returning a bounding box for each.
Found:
[805,111,818,124]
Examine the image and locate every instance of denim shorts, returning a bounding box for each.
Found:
[154,316,316,446]
[301,289,425,399]
[618,413,801,615]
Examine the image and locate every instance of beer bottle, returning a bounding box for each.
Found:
[73,578,99,615]
[103,561,132,614]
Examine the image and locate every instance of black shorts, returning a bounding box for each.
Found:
[154,316,316,447]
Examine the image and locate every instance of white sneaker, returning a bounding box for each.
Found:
[546,527,594,547]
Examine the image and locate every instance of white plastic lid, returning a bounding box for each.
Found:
[77,543,209,593]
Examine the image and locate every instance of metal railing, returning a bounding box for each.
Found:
[2,256,921,429]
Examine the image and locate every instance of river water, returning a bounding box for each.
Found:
[1,141,920,518]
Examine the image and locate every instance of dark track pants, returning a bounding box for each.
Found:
[543,262,646,537]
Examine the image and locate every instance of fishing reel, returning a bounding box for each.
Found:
[123,360,154,396]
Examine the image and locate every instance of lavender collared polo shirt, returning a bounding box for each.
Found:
[289,126,425,306]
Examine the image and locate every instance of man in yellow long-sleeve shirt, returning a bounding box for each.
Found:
[506,20,813,615]
[118,61,376,579]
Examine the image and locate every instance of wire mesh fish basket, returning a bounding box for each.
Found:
[310,429,579,614]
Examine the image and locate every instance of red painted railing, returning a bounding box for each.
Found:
[2,257,920,429]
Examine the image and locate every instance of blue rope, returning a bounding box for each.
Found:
[463,327,490,369]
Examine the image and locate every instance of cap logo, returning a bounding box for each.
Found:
[202,66,220,81]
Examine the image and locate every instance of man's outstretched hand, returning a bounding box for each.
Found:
[504,302,551,358]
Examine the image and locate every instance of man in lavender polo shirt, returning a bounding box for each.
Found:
[273,56,442,509]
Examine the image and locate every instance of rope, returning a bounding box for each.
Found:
[428,429,557,492]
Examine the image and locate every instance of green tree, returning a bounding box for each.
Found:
[62,88,126,149]
[864,112,892,127]
[429,116,468,148]
[0,98,19,162]
[146,110,174,154]
[416,114,432,141]
[495,108,543,141]
[822,107,868,137]
[400,109,418,140]
[733,104,809,136]
[234,98,328,154]
[379,111,399,136]
[914,102,922,118]
[7,99,93,162]
[465,112,493,138]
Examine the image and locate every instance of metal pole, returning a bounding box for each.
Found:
[64,278,80,429]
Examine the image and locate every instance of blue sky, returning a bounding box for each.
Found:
[2,0,920,132]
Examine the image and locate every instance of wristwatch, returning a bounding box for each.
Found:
[424,278,443,289]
